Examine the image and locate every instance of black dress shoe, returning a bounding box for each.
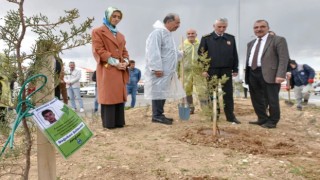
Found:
[227,118,241,124]
[164,117,173,122]
[249,120,266,125]
[261,123,276,129]
[152,117,172,125]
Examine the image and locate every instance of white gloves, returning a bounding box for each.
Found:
[124,58,129,64]
[108,57,120,66]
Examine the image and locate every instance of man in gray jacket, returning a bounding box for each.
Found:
[245,20,289,128]
[64,61,84,112]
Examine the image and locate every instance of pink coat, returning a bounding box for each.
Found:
[92,25,129,104]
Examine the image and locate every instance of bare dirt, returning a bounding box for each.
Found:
[1,97,320,180]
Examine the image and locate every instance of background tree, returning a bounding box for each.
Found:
[0,0,94,178]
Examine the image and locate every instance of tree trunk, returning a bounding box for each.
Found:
[22,117,31,179]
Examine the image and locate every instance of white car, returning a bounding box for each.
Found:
[137,80,144,94]
[80,83,96,97]
[313,82,320,95]
[314,86,320,95]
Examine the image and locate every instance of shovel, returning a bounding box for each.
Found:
[285,80,294,106]
[178,36,190,121]
[178,98,190,121]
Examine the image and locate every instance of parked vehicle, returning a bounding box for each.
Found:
[314,82,320,95]
[314,86,320,95]
[80,83,96,97]
[137,80,144,94]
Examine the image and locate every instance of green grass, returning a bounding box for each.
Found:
[289,164,304,176]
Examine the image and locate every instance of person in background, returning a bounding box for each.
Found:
[64,61,84,112]
[59,67,68,104]
[92,7,129,129]
[268,31,276,36]
[126,60,141,108]
[198,18,240,124]
[9,73,17,98]
[0,75,13,124]
[92,70,99,113]
[178,28,199,114]
[144,13,185,125]
[245,20,290,128]
[54,56,62,99]
[54,56,68,104]
[287,60,315,110]
[242,80,249,99]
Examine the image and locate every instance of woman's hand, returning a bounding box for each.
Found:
[116,62,127,70]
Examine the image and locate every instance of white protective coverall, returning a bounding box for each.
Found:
[144,20,186,100]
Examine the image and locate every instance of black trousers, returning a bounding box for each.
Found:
[186,95,195,113]
[152,99,166,118]
[209,68,235,121]
[244,88,248,98]
[248,68,281,124]
[100,103,125,128]
[55,84,61,99]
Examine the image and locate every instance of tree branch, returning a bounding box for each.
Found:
[7,0,19,4]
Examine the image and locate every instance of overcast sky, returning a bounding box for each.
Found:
[1,0,320,78]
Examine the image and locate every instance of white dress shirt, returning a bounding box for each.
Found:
[249,33,269,68]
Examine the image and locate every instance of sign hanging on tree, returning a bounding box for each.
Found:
[31,98,93,159]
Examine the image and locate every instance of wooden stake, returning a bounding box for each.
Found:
[212,89,217,136]
[37,55,56,180]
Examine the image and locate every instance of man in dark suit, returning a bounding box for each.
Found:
[198,18,240,124]
[245,20,289,128]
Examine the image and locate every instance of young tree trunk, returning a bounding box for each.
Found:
[22,118,32,179]
[212,89,217,136]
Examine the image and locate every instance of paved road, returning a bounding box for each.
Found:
[79,94,150,113]
[279,90,320,106]
[78,91,320,113]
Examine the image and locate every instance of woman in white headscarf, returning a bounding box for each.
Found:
[92,7,129,129]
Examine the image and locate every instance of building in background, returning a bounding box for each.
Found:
[79,67,94,86]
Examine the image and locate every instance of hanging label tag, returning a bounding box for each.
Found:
[30,98,93,159]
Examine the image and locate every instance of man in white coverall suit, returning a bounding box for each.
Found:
[144,13,185,125]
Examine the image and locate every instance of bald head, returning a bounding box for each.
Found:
[186,28,197,43]
[163,13,180,32]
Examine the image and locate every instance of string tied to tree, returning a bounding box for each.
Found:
[0,74,47,156]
